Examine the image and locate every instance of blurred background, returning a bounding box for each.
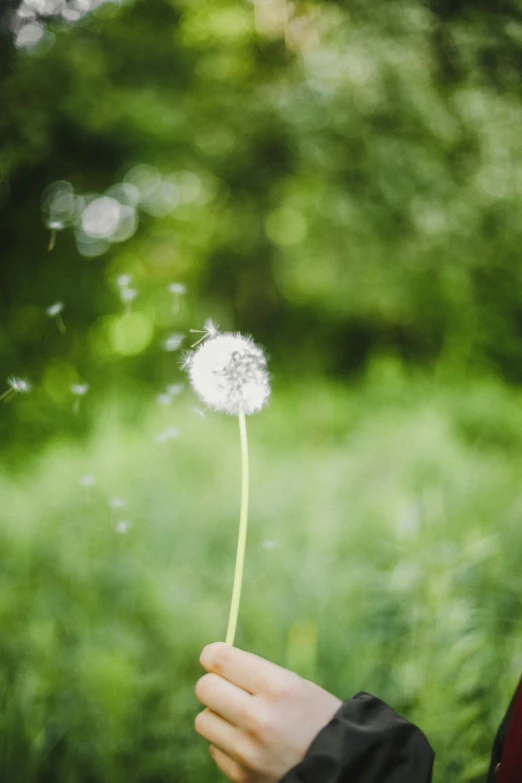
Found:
[1,0,522,780]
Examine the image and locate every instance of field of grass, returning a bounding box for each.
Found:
[1,363,522,782]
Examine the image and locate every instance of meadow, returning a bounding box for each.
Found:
[1,363,521,782]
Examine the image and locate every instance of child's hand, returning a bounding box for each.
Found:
[195,641,342,783]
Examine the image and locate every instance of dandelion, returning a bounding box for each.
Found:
[183,321,270,645]
[168,282,186,314]
[155,427,180,443]
[79,474,96,487]
[0,376,31,403]
[157,393,173,406]
[115,520,131,534]
[166,383,184,397]
[116,274,133,289]
[120,286,138,315]
[47,219,65,251]
[261,540,279,550]
[108,497,127,509]
[163,333,185,352]
[46,301,67,334]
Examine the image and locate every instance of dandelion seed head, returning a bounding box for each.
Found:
[71,383,89,396]
[157,393,172,406]
[80,474,96,487]
[115,520,131,534]
[8,377,31,393]
[46,301,64,317]
[163,333,185,352]
[168,283,187,295]
[185,330,270,416]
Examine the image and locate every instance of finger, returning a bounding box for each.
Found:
[195,672,254,728]
[209,744,249,783]
[200,642,286,695]
[195,708,252,767]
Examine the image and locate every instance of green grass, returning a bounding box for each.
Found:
[1,365,522,782]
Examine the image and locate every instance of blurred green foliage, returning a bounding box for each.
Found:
[2,0,522,450]
[1,373,522,781]
[2,2,522,782]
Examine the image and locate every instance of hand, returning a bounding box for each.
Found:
[194,641,343,783]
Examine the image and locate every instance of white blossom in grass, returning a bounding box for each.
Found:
[163,333,185,352]
[115,520,131,534]
[185,330,270,416]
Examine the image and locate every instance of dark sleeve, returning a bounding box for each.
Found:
[279,691,435,783]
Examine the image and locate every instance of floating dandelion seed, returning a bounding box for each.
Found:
[183,322,270,645]
[163,333,185,352]
[109,497,127,509]
[115,520,131,534]
[71,382,89,413]
[155,427,180,443]
[116,273,133,288]
[157,393,173,406]
[168,282,187,314]
[188,317,220,348]
[1,376,31,402]
[166,383,184,397]
[80,474,96,487]
[120,286,138,315]
[47,220,65,251]
[262,540,280,550]
[192,406,207,419]
[46,301,66,333]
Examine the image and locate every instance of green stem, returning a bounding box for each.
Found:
[225,410,249,646]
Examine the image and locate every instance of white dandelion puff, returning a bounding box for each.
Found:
[1,376,31,402]
[261,540,280,550]
[157,393,173,406]
[115,520,131,534]
[163,333,185,352]
[80,474,96,487]
[185,331,270,416]
[182,322,271,646]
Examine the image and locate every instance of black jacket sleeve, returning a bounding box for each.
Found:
[279,691,435,783]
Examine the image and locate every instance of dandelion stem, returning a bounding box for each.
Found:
[48,229,56,251]
[56,313,66,334]
[225,410,249,646]
[0,388,15,403]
